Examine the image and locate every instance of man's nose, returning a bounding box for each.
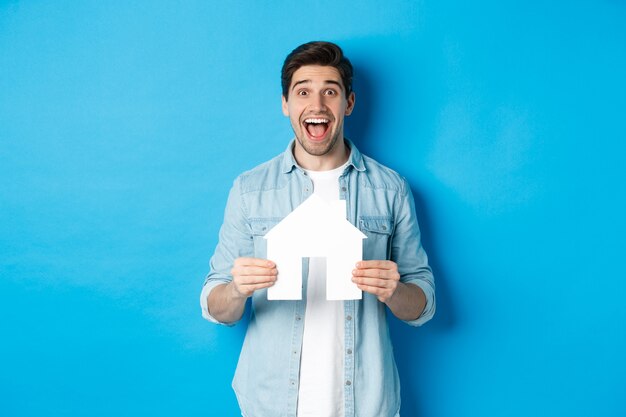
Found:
[310,93,327,111]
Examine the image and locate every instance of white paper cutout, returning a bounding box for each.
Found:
[265,194,367,300]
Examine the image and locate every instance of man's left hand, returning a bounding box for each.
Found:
[352,260,400,303]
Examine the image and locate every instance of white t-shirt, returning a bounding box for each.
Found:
[297,162,348,417]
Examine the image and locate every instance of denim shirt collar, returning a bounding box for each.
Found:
[280,138,366,174]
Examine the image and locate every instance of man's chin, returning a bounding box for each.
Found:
[298,136,335,157]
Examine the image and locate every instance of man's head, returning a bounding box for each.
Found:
[281,41,353,100]
[281,41,356,168]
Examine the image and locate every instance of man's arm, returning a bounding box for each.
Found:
[201,178,276,324]
[353,178,435,325]
[388,281,427,321]
[207,258,277,324]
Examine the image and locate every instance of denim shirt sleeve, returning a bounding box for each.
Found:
[393,178,436,326]
[200,177,252,325]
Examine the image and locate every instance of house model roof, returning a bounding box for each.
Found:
[264,194,366,242]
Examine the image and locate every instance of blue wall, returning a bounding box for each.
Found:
[1,1,625,416]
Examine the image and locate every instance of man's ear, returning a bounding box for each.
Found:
[281,95,289,116]
[345,92,356,116]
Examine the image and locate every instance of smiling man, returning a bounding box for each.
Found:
[200,41,435,417]
[283,64,353,164]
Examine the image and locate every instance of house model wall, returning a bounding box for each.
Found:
[264,194,367,300]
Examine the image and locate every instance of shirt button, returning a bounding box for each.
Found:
[296,316,301,321]
[347,349,352,354]
[341,186,347,192]
[346,315,352,321]
[346,380,352,386]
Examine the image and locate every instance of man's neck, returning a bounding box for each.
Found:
[293,139,350,171]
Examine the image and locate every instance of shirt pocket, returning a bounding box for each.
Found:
[359,216,394,260]
[249,218,281,259]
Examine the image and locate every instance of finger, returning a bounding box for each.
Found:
[240,281,276,291]
[236,274,278,286]
[234,257,276,268]
[353,268,399,281]
[233,266,278,277]
[353,268,385,279]
[233,279,276,298]
[355,260,396,270]
[355,283,387,297]
[352,276,390,288]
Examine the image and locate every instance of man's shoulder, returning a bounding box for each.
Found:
[238,152,283,178]
[233,152,287,194]
[360,154,407,193]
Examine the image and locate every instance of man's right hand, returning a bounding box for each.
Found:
[208,257,277,323]
[229,257,278,299]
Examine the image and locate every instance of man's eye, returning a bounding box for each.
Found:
[298,90,308,96]
[324,89,337,96]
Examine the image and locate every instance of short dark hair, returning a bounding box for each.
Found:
[281,41,353,99]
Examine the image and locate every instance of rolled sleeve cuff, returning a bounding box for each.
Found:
[200,279,236,326]
[403,279,436,327]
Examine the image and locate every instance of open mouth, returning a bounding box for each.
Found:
[303,117,330,141]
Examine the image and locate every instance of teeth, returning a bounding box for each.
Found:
[304,118,329,124]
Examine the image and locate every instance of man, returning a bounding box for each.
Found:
[200,41,435,417]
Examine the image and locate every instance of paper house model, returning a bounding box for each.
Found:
[264,194,367,300]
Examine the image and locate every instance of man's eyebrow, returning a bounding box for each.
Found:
[291,79,311,90]
[324,80,343,89]
[291,79,344,91]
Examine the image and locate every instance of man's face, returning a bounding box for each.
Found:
[282,65,355,158]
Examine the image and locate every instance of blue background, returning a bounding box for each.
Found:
[1,1,625,416]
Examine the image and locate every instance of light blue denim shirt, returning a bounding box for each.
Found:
[200,139,435,417]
